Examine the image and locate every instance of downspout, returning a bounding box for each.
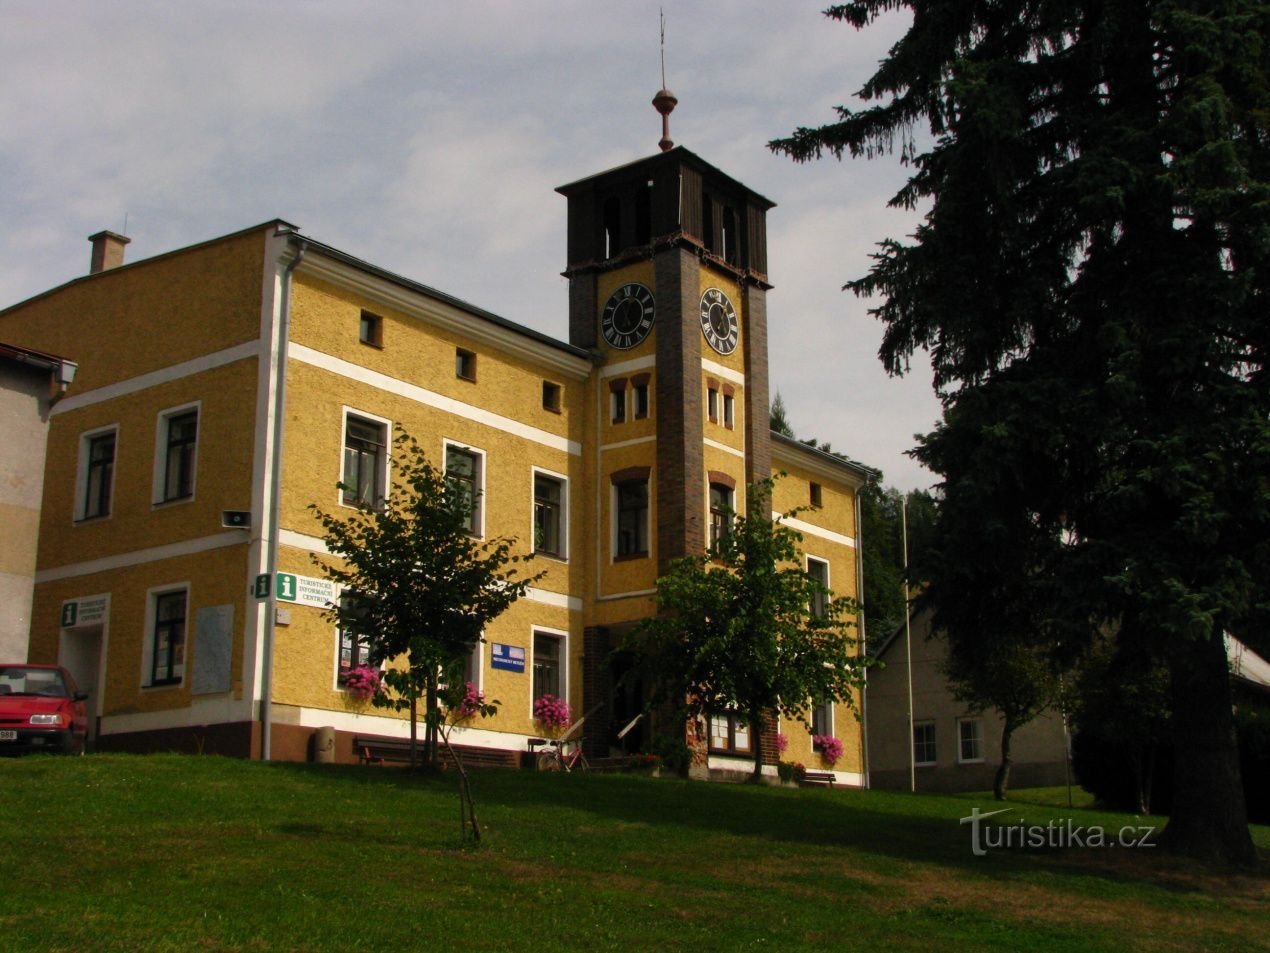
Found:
[261,235,306,760]
[856,485,870,787]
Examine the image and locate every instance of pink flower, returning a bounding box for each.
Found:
[812,734,843,766]
[453,681,484,720]
[776,732,789,754]
[533,694,571,731]
[344,666,381,701]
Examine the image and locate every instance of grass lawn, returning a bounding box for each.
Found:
[0,754,1265,952]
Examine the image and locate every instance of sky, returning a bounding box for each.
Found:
[1,1,943,492]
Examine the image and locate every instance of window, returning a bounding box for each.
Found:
[148,589,187,686]
[542,380,562,412]
[533,472,566,558]
[532,631,563,702]
[707,385,719,422]
[614,476,649,558]
[342,414,387,507]
[632,374,650,419]
[809,482,823,507]
[959,718,984,763]
[722,392,735,429]
[445,444,483,535]
[158,408,198,503]
[914,721,937,766]
[336,596,372,687]
[709,712,751,754]
[709,482,734,549]
[609,378,627,423]
[80,429,116,520]
[812,699,833,738]
[807,557,830,618]
[456,348,476,381]
[359,310,383,347]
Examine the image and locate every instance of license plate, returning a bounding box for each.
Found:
[0,730,16,741]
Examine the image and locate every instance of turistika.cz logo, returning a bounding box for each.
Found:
[960,807,1157,857]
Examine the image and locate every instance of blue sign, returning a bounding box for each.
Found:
[490,643,525,673]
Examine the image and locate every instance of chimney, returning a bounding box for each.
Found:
[88,230,131,274]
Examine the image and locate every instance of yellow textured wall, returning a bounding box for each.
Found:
[276,276,590,733]
[37,360,259,570]
[0,229,268,393]
[28,544,251,713]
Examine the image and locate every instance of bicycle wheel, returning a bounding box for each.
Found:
[536,750,562,772]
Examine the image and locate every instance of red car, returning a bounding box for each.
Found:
[0,664,89,756]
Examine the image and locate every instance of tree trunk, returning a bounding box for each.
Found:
[1142,744,1155,816]
[750,708,764,782]
[1160,631,1256,867]
[425,671,439,768]
[993,720,1014,801]
[409,690,418,769]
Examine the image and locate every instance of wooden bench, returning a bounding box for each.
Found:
[354,736,414,765]
[354,735,520,770]
[800,771,836,787]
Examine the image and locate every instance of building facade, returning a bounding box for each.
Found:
[0,342,77,659]
[867,608,1071,792]
[0,147,871,781]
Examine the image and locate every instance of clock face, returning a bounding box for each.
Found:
[601,283,656,349]
[699,288,739,355]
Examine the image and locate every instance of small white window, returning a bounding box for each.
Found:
[76,425,118,521]
[341,411,390,508]
[811,698,833,737]
[445,441,486,536]
[143,585,189,688]
[807,557,830,618]
[153,403,199,505]
[533,469,568,559]
[958,718,984,763]
[531,628,567,710]
[722,393,735,429]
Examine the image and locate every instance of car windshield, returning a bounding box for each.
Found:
[0,667,68,697]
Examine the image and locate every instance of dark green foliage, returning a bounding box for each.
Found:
[769,391,795,437]
[628,477,869,779]
[859,480,936,647]
[774,1,1270,865]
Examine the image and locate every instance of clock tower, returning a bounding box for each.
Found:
[558,104,777,757]
[557,143,775,568]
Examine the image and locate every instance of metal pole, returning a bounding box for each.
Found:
[902,498,915,792]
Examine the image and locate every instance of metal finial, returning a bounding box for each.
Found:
[653,8,677,152]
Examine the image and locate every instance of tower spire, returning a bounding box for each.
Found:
[653,8,677,152]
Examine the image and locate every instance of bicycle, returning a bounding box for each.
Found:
[534,734,588,772]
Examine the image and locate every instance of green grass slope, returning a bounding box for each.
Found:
[0,754,1264,952]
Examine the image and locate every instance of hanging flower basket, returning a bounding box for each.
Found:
[812,734,843,766]
[343,666,381,702]
[533,694,571,736]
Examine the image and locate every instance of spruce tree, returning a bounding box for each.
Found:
[774,1,1269,865]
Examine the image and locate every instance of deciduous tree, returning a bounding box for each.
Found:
[628,478,869,780]
[310,429,543,771]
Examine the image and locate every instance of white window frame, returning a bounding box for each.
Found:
[811,698,834,738]
[708,482,734,549]
[443,439,487,538]
[722,392,735,429]
[152,401,200,506]
[958,717,985,764]
[340,408,391,509]
[531,466,569,561]
[610,387,627,424]
[806,555,831,618]
[913,720,937,766]
[141,582,190,689]
[530,626,568,717]
[75,424,119,523]
[333,592,377,691]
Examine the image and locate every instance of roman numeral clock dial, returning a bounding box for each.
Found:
[699,288,739,355]
[601,282,656,349]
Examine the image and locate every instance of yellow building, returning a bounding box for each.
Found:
[0,145,872,782]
